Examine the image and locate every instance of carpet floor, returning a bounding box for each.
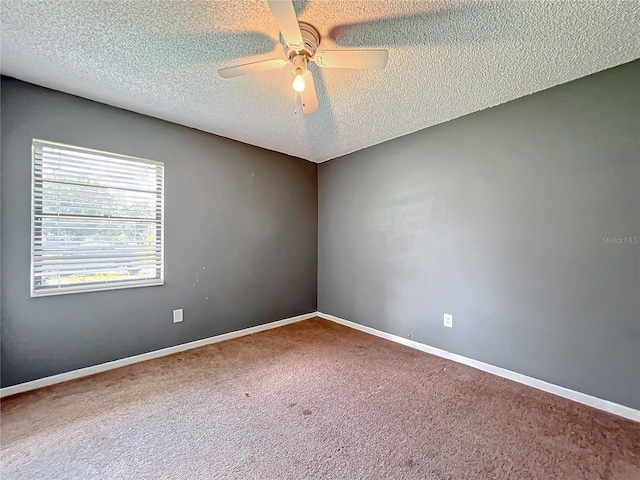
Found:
[1,317,639,479]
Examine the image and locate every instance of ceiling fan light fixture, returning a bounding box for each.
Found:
[291,54,308,93]
[293,73,306,92]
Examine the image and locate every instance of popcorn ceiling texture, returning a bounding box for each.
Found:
[1,0,639,162]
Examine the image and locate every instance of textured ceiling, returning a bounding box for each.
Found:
[2,1,639,163]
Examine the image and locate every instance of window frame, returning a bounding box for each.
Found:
[30,139,165,297]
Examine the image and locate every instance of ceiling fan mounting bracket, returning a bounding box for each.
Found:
[283,22,320,60]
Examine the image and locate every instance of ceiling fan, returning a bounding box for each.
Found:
[218,0,389,115]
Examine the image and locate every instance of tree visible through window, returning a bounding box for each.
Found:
[31,140,164,296]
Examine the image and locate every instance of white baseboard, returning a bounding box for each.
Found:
[0,311,318,399]
[4,310,638,423]
[318,312,640,423]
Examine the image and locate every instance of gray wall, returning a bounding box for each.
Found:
[319,61,640,409]
[1,78,317,387]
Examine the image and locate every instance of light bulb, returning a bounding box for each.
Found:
[293,73,305,92]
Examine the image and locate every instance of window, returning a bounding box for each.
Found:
[31,140,164,297]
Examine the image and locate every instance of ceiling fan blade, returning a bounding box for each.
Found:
[300,70,318,115]
[218,58,288,78]
[313,50,389,70]
[267,0,304,51]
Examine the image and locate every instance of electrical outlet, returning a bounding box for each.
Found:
[173,309,184,323]
[444,313,453,328]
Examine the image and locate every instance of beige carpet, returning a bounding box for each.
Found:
[1,317,639,479]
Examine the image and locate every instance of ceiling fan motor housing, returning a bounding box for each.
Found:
[284,22,320,59]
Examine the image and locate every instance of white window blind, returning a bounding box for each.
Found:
[31,140,164,297]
